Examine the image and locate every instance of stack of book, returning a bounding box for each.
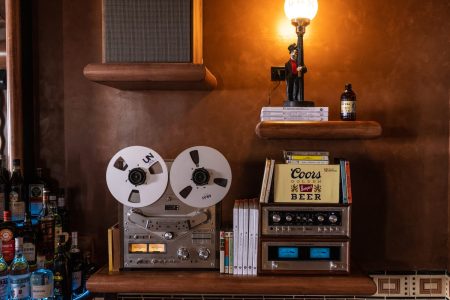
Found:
[283,150,330,164]
[223,198,259,275]
[260,106,329,121]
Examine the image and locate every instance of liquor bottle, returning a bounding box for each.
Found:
[0,156,10,221]
[0,240,9,300]
[9,159,26,222]
[50,199,61,253]
[69,232,83,295]
[30,269,54,300]
[21,212,37,271]
[340,83,356,121]
[81,252,96,292]
[0,211,17,264]
[56,190,68,233]
[36,190,54,270]
[28,168,47,217]
[9,237,31,300]
[53,236,71,300]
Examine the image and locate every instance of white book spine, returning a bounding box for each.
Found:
[260,111,329,117]
[219,231,225,274]
[252,199,259,275]
[238,200,244,275]
[261,116,329,121]
[264,159,275,203]
[247,200,255,275]
[242,200,249,275]
[233,201,239,275]
[261,106,329,112]
[286,160,330,164]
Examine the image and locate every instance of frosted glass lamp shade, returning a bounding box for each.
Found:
[284,0,318,21]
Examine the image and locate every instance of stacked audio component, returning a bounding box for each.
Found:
[106,146,232,269]
[259,204,351,274]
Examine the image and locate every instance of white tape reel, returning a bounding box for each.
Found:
[106,146,169,208]
[170,146,232,208]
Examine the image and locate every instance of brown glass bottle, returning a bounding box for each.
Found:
[0,211,17,264]
[340,83,356,121]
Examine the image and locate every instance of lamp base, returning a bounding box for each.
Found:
[283,100,315,107]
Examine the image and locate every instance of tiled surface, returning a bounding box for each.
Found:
[371,272,448,298]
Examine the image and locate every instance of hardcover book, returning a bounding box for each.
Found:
[274,164,340,203]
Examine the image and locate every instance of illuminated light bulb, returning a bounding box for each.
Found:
[284,0,318,21]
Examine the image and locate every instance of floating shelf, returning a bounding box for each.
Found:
[255,121,382,139]
[83,63,217,90]
[87,267,377,295]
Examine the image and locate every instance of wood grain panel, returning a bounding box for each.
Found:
[255,121,382,139]
[5,0,22,168]
[0,41,5,69]
[83,63,217,90]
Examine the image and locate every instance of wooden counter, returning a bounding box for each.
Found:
[87,267,377,295]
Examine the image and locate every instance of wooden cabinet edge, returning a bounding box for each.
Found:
[255,121,382,139]
[86,267,377,295]
[83,63,217,90]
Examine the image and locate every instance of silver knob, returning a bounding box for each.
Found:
[163,232,174,240]
[272,214,281,223]
[285,214,293,222]
[329,215,338,223]
[317,215,325,222]
[177,247,190,260]
[197,247,210,260]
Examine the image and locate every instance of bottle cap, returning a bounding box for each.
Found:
[15,237,23,250]
[3,211,10,221]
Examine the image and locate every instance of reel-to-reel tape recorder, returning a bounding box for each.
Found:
[106,146,232,269]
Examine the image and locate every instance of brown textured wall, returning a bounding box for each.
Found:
[36,0,449,270]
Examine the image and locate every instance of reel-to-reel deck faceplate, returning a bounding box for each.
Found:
[106,146,232,269]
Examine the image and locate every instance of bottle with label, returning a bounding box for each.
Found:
[0,156,10,221]
[57,190,68,233]
[9,159,26,222]
[0,240,9,299]
[30,269,54,300]
[28,168,47,217]
[50,199,67,253]
[9,237,31,300]
[21,212,37,271]
[0,211,17,264]
[53,236,71,300]
[69,232,83,295]
[36,190,54,270]
[340,83,356,121]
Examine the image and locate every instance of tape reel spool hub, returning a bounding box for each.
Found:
[170,146,232,208]
[106,146,169,207]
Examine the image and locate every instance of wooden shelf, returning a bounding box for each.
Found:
[83,63,217,90]
[87,267,376,295]
[255,121,382,139]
